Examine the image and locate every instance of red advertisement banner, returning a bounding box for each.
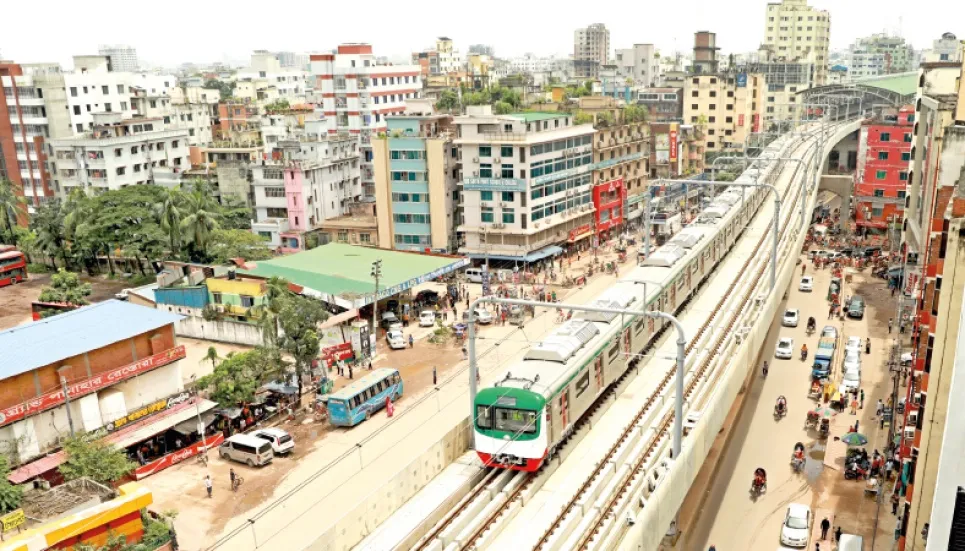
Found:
[321,342,354,364]
[669,130,678,162]
[0,345,186,427]
[134,433,224,480]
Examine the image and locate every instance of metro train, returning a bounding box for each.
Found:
[472,140,809,472]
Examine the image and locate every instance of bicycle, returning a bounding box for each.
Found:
[196,453,208,467]
[232,476,244,492]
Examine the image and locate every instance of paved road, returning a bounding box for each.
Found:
[685,257,899,550]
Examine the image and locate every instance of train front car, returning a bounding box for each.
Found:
[474,386,548,471]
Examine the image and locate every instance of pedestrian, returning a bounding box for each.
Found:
[409,334,414,348]
[349,364,354,379]
[432,366,437,385]
[815,543,820,551]
[880,415,886,430]
[820,517,830,539]
[855,420,860,433]
[876,399,883,417]
[229,468,236,490]
[888,318,894,333]
[866,338,871,354]
[886,458,894,480]
[850,397,858,415]
[860,389,865,409]
[204,475,213,498]
[368,360,373,371]
[828,306,834,319]
[892,492,900,515]
[834,526,842,542]
[462,346,468,359]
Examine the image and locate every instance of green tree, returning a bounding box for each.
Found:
[180,189,221,261]
[265,99,291,112]
[12,226,37,264]
[82,186,167,276]
[493,101,514,115]
[0,178,27,244]
[154,186,184,254]
[0,457,23,514]
[32,200,69,269]
[574,110,594,125]
[201,346,221,373]
[218,196,253,230]
[59,434,136,485]
[39,269,92,306]
[435,89,460,112]
[623,104,648,123]
[204,79,236,100]
[209,229,273,264]
[196,347,283,405]
[275,292,329,399]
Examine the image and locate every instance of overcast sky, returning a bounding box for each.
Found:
[1,0,960,69]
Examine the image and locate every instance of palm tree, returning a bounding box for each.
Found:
[180,190,220,261]
[62,191,98,274]
[32,201,68,269]
[200,346,222,372]
[155,186,184,255]
[0,179,26,244]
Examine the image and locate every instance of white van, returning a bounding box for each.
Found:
[219,433,274,467]
[838,534,864,551]
[465,268,484,283]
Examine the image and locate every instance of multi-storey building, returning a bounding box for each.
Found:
[683,72,765,153]
[49,113,190,193]
[921,32,963,63]
[894,58,965,551]
[847,33,917,79]
[637,87,683,121]
[763,0,831,84]
[852,105,913,232]
[97,45,139,72]
[615,44,660,87]
[310,44,422,199]
[372,100,457,252]
[691,31,720,75]
[250,129,360,251]
[574,23,610,79]
[234,51,308,105]
[455,106,596,260]
[649,122,705,179]
[742,45,815,124]
[412,38,462,77]
[131,87,213,146]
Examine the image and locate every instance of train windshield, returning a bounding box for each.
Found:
[494,408,538,434]
[476,405,492,429]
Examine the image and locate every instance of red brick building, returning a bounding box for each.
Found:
[592,178,625,239]
[853,105,914,231]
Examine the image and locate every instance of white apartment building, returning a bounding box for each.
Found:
[235,51,308,105]
[615,44,661,87]
[131,89,213,146]
[846,33,917,79]
[97,45,139,72]
[49,112,189,193]
[435,38,462,74]
[763,0,830,84]
[310,44,422,199]
[250,134,361,249]
[922,32,963,63]
[455,106,596,261]
[574,23,610,78]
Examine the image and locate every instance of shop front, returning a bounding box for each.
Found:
[593,178,626,241]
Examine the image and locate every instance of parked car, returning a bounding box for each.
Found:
[415,290,440,304]
[419,310,436,327]
[782,309,800,327]
[474,308,493,324]
[381,311,403,332]
[848,296,865,319]
[799,276,814,292]
[821,326,838,339]
[781,503,811,547]
[775,337,794,359]
[219,434,274,467]
[386,330,406,350]
[843,351,862,374]
[841,368,861,392]
[251,428,295,455]
[845,336,863,354]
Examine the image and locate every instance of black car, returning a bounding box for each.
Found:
[416,290,440,304]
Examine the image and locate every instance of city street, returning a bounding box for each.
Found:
[683,253,899,550]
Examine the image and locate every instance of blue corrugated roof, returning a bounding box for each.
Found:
[0,300,184,381]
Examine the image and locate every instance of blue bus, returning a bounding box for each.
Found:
[326,368,403,427]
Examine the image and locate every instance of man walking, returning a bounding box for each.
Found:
[876,399,884,417]
[349,364,354,380]
[888,318,894,333]
[860,389,865,409]
[432,366,437,385]
[820,517,831,539]
[204,475,213,498]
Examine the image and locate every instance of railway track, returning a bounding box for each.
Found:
[410,124,835,551]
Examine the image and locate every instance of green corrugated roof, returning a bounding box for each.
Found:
[240,243,467,302]
[511,112,566,122]
[853,72,918,96]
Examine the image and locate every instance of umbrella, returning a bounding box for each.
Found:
[812,407,836,418]
[841,432,869,446]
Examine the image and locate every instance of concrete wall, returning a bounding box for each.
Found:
[174,316,264,346]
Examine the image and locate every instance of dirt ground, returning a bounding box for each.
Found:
[0,273,130,330]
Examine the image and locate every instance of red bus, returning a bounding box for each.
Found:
[0,245,27,287]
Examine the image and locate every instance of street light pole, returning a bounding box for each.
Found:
[370,259,382,354]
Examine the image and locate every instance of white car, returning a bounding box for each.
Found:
[782,309,800,327]
[474,308,494,325]
[386,330,406,350]
[251,428,295,455]
[845,336,863,354]
[775,337,794,359]
[821,326,838,339]
[798,276,814,292]
[843,350,862,372]
[419,310,436,327]
[780,503,812,547]
[841,368,861,392]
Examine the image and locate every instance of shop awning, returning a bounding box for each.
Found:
[260,382,299,395]
[172,411,218,436]
[8,398,217,484]
[568,230,594,243]
[523,245,564,263]
[627,209,644,220]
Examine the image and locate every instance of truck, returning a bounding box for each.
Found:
[811,336,837,379]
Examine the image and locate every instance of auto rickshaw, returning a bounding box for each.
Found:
[751,468,767,496]
[806,316,816,335]
[791,442,806,472]
[508,305,524,326]
[805,410,820,429]
[828,276,842,301]
[808,379,823,400]
[819,417,830,438]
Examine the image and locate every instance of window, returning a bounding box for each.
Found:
[880,132,891,142]
[104,103,112,112]
[479,163,492,178]
[481,206,494,223]
[116,167,126,175]
[240,295,255,308]
[901,152,911,161]
[904,133,912,143]
[479,145,491,157]
[691,90,698,97]
[709,104,716,110]
[494,408,537,434]
[899,171,909,181]
[500,145,513,158]
[501,191,514,202]
[265,186,285,198]
[873,189,885,197]
[878,151,889,161]
[691,104,698,110]
[266,207,287,218]
[212,292,222,304]
[876,170,887,180]
[114,148,122,157]
[501,164,514,178]
[476,406,492,429]
[480,191,493,201]
[101,85,109,94]
[360,233,371,244]
[117,84,124,94]
[70,87,77,97]
[502,208,515,224]
[73,105,81,115]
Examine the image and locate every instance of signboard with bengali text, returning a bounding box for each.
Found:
[134,433,224,480]
[463,177,526,192]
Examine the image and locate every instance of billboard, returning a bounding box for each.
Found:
[669,124,678,163]
[736,72,747,88]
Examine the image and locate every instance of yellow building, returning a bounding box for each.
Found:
[763,0,831,85]
[683,73,765,153]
